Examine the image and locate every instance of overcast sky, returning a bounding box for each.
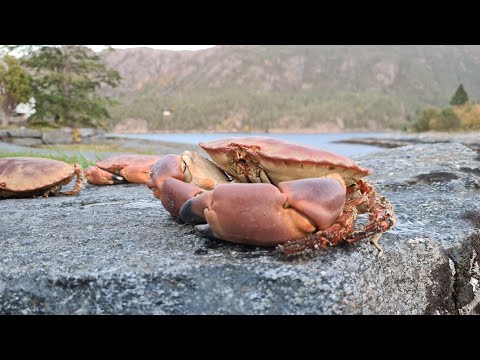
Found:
[87,45,215,52]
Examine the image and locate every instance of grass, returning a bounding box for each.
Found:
[0,151,96,168]
[33,142,159,155]
[34,143,124,152]
[0,139,162,168]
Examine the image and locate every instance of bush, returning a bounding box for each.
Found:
[429,108,461,131]
[412,108,439,132]
[454,103,480,129]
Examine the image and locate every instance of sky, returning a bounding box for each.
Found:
[87,45,215,52]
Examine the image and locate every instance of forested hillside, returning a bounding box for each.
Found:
[101,45,480,132]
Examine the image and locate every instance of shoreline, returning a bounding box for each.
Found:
[110,128,394,135]
[333,131,480,153]
[3,130,480,161]
[0,136,203,160]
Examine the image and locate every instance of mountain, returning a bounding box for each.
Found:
[100,45,480,132]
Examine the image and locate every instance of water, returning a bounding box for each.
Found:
[113,132,389,157]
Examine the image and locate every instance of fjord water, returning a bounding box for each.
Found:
[114,132,389,157]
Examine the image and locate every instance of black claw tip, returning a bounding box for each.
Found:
[194,224,218,239]
[112,175,125,184]
[179,199,206,225]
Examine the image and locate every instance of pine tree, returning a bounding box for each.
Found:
[2,45,121,128]
[450,84,469,106]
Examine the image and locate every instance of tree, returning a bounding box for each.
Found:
[450,84,469,106]
[2,45,121,128]
[0,55,33,126]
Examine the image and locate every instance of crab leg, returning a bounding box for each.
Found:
[60,163,86,195]
[277,197,359,254]
[277,180,395,255]
[344,180,397,251]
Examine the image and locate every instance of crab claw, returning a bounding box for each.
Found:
[86,155,163,185]
[147,152,230,218]
[85,166,124,185]
[158,178,204,218]
[118,165,154,184]
[179,176,346,246]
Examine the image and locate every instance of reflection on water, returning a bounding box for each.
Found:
[113,132,389,157]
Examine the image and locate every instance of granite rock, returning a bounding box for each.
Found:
[0,143,478,314]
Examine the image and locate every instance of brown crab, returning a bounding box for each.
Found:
[85,155,162,185]
[0,157,85,199]
[147,137,396,255]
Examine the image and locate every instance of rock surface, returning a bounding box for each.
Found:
[0,127,106,145]
[338,131,480,152]
[0,143,479,314]
[7,137,44,147]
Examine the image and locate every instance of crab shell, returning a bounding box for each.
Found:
[199,136,372,186]
[0,157,85,198]
[86,155,162,185]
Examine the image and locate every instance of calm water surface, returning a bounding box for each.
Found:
[113,132,390,157]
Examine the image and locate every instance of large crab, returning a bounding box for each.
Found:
[86,155,162,185]
[147,137,396,255]
[0,157,85,199]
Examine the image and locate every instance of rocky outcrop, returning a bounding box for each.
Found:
[337,132,480,152]
[0,143,478,314]
[0,127,106,145]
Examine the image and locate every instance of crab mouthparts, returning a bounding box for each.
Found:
[234,159,249,176]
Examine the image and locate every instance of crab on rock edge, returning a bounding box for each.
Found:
[146,137,396,255]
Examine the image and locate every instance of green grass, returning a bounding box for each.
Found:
[23,121,62,130]
[33,142,158,155]
[34,143,123,153]
[0,151,95,168]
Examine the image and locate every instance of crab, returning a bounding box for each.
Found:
[146,137,396,255]
[0,157,85,199]
[85,155,162,185]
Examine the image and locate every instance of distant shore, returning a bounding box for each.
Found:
[111,128,394,135]
[2,130,479,161]
[334,131,480,153]
[0,136,202,161]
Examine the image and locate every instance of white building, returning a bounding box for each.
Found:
[15,97,36,118]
